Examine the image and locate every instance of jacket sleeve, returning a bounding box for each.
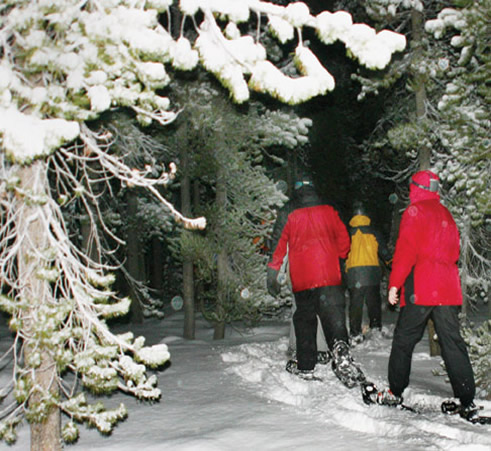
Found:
[389,208,418,289]
[335,212,350,259]
[268,208,290,271]
[374,228,391,264]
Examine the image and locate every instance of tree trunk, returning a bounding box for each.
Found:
[287,150,298,198]
[28,350,61,451]
[459,216,471,318]
[180,149,195,339]
[213,316,226,341]
[79,173,101,265]
[126,191,145,323]
[427,318,441,356]
[411,8,440,356]
[18,161,62,451]
[214,168,228,339]
[412,9,431,171]
[192,180,203,306]
[182,259,195,339]
[214,248,229,340]
[149,236,163,295]
[80,215,100,263]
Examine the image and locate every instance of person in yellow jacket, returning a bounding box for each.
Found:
[345,201,391,344]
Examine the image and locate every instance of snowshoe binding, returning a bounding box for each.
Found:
[376,388,403,407]
[361,381,379,405]
[288,350,331,365]
[285,360,322,381]
[441,400,491,425]
[361,382,402,407]
[361,382,415,412]
[331,340,366,388]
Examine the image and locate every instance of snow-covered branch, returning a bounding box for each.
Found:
[79,125,206,230]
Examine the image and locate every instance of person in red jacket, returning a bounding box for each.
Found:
[381,170,477,420]
[267,175,364,386]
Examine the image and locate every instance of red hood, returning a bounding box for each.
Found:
[409,184,440,203]
[409,170,440,203]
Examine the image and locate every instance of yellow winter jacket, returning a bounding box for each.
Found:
[345,215,379,270]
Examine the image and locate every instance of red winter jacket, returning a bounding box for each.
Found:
[268,187,350,293]
[389,180,462,307]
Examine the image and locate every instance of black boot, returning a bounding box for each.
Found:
[285,360,316,380]
[459,402,480,422]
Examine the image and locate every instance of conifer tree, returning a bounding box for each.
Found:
[461,320,491,400]
[164,81,310,338]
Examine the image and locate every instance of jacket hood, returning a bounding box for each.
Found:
[292,185,323,208]
[409,170,440,203]
[349,214,371,227]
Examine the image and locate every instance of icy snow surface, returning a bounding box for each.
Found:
[0,304,489,450]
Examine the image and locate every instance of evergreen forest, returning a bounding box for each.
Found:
[0,0,488,449]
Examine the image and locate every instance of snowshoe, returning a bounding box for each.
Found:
[458,403,481,423]
[361,382,415,412]
[441,400,491,425]
[361,381,378,405]
[441,399,461,415]
[285,360,322,381]
[331,341,366,388]
[361,382,402,407]
[376,388,403,407]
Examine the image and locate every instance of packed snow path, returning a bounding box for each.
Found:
[0,310,489,450]
[221,331,491,450]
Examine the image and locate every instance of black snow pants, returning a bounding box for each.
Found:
[293,285,349,370]
[388,303,475,406]
[348,284,381,337]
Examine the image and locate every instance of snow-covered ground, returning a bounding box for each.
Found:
[1,303,489,450]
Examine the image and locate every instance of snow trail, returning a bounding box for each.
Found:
[221,332,491,450]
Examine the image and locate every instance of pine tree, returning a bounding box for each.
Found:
[425,1,490,311]
[164,81,309,338]
[461,320,491,400]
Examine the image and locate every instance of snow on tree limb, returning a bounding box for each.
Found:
[0,1,406,159]
[0,108,80,164]
[79,125,206,230]
[0,0,404,242]
[189,1,405,103]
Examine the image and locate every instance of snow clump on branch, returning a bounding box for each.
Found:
[187,1,406,102]
[0,108,80,164]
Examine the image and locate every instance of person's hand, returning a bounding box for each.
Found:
[388,286,399,306]
[266,267,280,296]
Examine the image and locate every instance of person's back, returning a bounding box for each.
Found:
[383,170,477,421]
[345,203,389,341]
[390,197,462,307]
[269,185,349,293]
[267,177,361,386]
[345,213,385,288]
[282,204,348,292]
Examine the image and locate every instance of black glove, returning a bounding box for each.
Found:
[266,267,281,297]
